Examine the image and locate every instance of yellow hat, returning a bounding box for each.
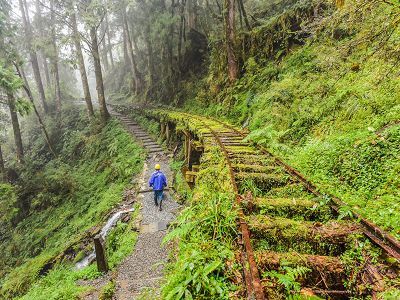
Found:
[155,164,161,170]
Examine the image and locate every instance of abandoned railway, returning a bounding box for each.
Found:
[111,105,399,299]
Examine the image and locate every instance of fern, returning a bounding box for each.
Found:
[263,265,311,294]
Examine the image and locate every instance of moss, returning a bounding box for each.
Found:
[1,117,144,299]
[252,197,333,221]
[99,280,116,300]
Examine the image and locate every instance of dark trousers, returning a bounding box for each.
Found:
[154,190,164,206]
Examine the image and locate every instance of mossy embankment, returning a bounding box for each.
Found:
[175,0,400,238]
[0,108,144,299]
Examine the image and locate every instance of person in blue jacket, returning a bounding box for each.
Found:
[149,164,167,211]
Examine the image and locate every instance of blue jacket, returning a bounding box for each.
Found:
[149,171,167,191]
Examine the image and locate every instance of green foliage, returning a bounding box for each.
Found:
[180,0,400,238]
[17,265,97,300]
[0,183,18,225]
[161,148,238,299]
[0,110,144,298]
[99,280,116,300]
[263,264,311,295]
[341,238,382,292]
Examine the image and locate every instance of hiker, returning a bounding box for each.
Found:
[149,164,167,211]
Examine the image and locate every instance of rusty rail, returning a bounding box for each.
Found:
[192,116,265,300]
[203,114,400,261]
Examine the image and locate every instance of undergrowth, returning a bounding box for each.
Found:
[178,0,400,238]
[0,109,144,299]
[161,147,239,299]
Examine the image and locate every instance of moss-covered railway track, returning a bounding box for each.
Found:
[112,105,399,299]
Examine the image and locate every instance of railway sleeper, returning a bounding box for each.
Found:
[235,173,291,191]
[230,156,275,166]
[248,197,334,221]
[256,250,346,291]
[233,164,280,174]
[265,183,313,198]
[249,216,360,256]
[226,146,258,154]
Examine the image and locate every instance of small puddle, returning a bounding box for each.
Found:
[140,221,169,233]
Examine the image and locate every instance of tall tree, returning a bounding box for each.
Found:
[35,0,51,89]
[237,0,251,31]
[15,64,57,157]
[90,24,109,123]
[100,20,110,71]
[123,6,143,94]
[225,0,238,82]
[0,144,5,182]
[70,4,94,118]
[18,0,48,113]
[82,0,109,123]
[105,12,114,67]
[49,0,62,113]
[6,92,24,163]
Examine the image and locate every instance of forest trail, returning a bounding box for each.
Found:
[79,111,179,300]
[111,112,179,299]
[113,153,178,299]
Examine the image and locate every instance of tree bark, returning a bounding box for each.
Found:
[225,0,239,82]
[7,93,24,163]
[35,0,51,89]
[105,13,114,68]
[15,64,57,157]
[177,0,187,70]
[237,0,251,31]
[90,26,109,124]
[123,8,143,94]
[100,21,110,71]
[50,0,62,113]
[19,0,48,113]
[41,54,51,88]
[187,0,197,29]
[122,21,129,64]
[70,8,94,118]
[0,145,6,182]
[144,23,155,97]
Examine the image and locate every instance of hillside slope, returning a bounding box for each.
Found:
[0,108,144,298]
[174,0,400,238]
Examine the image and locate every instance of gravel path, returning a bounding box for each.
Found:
[113,152,179,299]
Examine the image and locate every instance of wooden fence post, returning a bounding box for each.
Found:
[94,235,108,273]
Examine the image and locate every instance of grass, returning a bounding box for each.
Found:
[161,148,240,299]
[0,111,145,299]
[175,0,400,238]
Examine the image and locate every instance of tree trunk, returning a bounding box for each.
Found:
[105,13,114,68]
[70,9,94,118]
[178,0,186,70]
[187,0,197,29]
[0,145,6,182]
[100,21,110,71]
[122,22,129,64]
[144,23,155,97]
[237,0,251,31]
[41,53,51,88]
[123,8,143,94]
[7,93,24,163]
[90,26,109,124]
[19,0,48,113]
[50,0,62,113]
[35,0,51,89]
[15,65,57,157]
[225,0,239,82]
